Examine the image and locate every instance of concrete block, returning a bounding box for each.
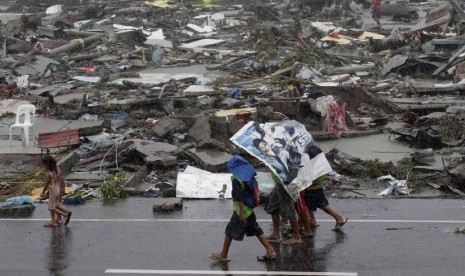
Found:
[153,198,183,212]
[0,205,35,217]
[185,148,232,172]
[187,114,211,145]
[125,165,148,188]
[152,116,186,137]
[58,151,79,174]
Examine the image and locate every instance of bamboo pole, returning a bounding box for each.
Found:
[48,34,104,57]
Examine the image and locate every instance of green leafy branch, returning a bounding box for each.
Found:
[100,172,128,199]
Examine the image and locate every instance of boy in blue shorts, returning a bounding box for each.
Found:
[209,155,277,262]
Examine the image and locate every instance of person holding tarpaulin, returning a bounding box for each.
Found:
[265,172,303,245]
[209,155,277,262]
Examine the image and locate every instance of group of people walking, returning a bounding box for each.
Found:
[41,152,343,263]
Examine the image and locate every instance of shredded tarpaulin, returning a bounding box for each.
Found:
[316,96,349,136]
[73,76,101,83]
[195,77,212,85]
[45,5,62,15]
[296,66,324,82]
[230,120,332,200]
[377,175,410,196]
[228,87,242,98]
[14,75,29,88]
[152,45,163,64]
[1,196,36,207]
[79,114,99,121]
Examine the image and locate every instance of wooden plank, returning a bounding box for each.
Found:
[433,45,465,76]
[38,129,79,149]
[431,39,465,45]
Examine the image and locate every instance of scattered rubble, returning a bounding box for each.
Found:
[1,0,465,211]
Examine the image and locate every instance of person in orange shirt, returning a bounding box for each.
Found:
[372,0,382,27]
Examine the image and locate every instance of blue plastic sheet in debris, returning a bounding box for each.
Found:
[110,111,128,120]
[195,77,212,85]
[1,196,36,207]
[228,87,242,99]
[152,45,163,64]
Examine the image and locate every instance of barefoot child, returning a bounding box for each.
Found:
[265,173,303,245]
[41,155,72,227]
[209,155,276,262]
[304,175,347,231]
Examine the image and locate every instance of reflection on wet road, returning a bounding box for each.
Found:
[1,198,465,276]
[47,227,71,275]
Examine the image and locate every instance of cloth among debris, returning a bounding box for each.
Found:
[316,96,349,136]
[377,175,410,196]
[1,196,35,207]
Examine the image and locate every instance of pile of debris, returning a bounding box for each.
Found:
[0,0,464,208]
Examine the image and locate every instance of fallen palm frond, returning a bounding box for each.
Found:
[0,170,47,202]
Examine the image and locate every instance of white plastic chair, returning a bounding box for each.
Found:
[9,104,36,146]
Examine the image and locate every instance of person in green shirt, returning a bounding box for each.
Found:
[209,156,277,262]
[304,175,348,231]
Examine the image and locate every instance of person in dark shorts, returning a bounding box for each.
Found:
[265,173,303,245]
[372,0,382,27]
[209,156,276,263]
[305,176,348,231]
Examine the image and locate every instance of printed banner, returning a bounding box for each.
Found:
[230,120,332,200]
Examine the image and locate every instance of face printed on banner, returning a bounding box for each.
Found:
[258,141,270,152]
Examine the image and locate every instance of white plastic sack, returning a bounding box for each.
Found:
[46,5,63,15]
[15,75,29,88]
[377,175,410,196]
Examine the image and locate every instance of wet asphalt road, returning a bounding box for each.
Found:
[1,198,465,276]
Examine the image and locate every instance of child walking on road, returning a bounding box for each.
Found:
[41,155,72,228]
[304,176,347,231]
[209,155,277,262]
[265,173,303,245]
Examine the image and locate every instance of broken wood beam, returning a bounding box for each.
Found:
[264,63,296,79]
[320,64,375,75]
[433,44,465,76]
[413,83,465,95]
[399,104,448,113]
[64,30,103,38]
[69,53,104,61]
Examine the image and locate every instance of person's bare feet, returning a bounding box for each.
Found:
[283,237,302,245]
[44,222,58,228]
[264,248,277,259]
[301,230,314,237]
[266,234,281,242]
